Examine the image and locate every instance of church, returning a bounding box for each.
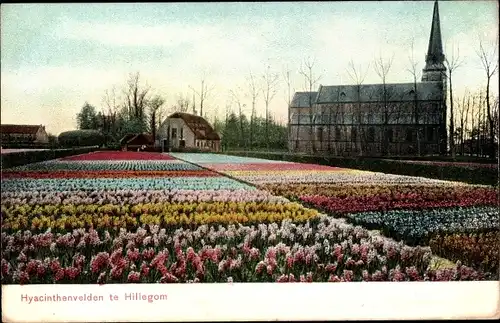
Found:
[288,0,448,157]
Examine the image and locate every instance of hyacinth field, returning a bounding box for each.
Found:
[1,151,498,284]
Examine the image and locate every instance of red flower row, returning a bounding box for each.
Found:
[204,162,344,171]
[1,170,220,179]
[62,151,176,161]
[300,190,498,214]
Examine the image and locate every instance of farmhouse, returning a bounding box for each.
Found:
[288,0,447,157]
[0,124,49,147]
[158,112,221,152]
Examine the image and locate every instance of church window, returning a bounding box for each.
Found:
[344,113,353,124]
[367,127,375,142]
[426,126,434,142]
[405,129,413,142]
[171,128,177,139]
[386,128,394,143]
[335,127,341,140]
[317,127,323,142]
[351,128,358,142]
[180,127,184,139]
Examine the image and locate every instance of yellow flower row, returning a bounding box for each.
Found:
[2,201,309,218]
[3,210,320,231]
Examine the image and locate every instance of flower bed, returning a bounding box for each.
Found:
[5,160,201,172]
[169,153,292,164]
[0,215,488,284]
[2,201,318,232]
[1,189,291,206]
[2,151,496,283]
[344,207,499,246]
[201,163,346,172]
[297,185,498,213]
[429,232,499,274]
[385,159,498,169]
[62,151,176,161]
[172,153,498,277]
[1,177,255,192]
[1,170,220,179]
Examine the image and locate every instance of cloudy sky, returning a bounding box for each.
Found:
[1,1,498,135]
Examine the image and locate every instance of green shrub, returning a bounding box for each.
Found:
[58,130,105,148]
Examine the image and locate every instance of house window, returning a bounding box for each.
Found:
[171,128,177,139]
[351,128,357,142]
[180,127,184,139]
[335,127,341,140]
[367,127,375,142]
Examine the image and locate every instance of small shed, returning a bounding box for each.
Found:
[120,133,154,151]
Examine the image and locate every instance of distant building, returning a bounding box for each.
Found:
[120,133,154,151]
[288,0,447,157]
[1,124,49,146]
[158,112,221,152]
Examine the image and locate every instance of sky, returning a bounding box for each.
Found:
[1,1,498,135]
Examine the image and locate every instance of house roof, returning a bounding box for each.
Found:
[167,112,221,141]
[290,92,318,108]
[1,124,43,135]
[316,82,444,104]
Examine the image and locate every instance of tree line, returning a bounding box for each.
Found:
[73,69,288,150]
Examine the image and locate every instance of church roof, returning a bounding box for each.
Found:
[316,82,444,104]
[290,92,318,108]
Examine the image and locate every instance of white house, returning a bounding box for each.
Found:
[1,124,49,145]
[158,112,221,152]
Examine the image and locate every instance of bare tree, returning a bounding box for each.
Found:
[441,42,464,158]
[172,93,191,113]
[456,90,471,155]
[282,65,295,151]
[148,95,165,145]
[261,65,280,150]
[103,86,121,139]
[230,88,247,149]
[406,37,423,156]
[299,57,322,154]
[124,72,150,122]
[373,52,395,156]
[189,73,215,118]
[476,37,499,158]
[346,59,370,156]
[246,71,259,150]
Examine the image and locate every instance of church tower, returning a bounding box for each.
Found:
[422,0,446,82]
[422,0,448,155]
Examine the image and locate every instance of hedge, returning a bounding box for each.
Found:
[221,151,499,186]
[1,146,99,169]
[58,130,105,148]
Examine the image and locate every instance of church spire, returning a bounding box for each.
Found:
[422,0,446,82]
